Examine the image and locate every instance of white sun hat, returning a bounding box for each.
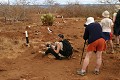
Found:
[85,17,95,25]
[115,5,120,10]
[102,10,110,18]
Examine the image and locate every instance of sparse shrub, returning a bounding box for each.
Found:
[41,13,54,26]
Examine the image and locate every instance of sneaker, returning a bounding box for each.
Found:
[116,44,120,48]
[56,57,62,60]
[77,70,86,76]
[93,70,100,75]
[111,50,114,54]
[41,52,47,57]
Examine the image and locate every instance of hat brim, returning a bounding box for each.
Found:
[102,13,109,18]
[102,15,110,17]
[85,22,89,25]
[85,21,94,25]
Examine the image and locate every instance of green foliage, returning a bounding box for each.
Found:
[41,13,54,26]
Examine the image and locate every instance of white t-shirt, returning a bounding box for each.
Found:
[100,18,113,32]
[55,42,63,51]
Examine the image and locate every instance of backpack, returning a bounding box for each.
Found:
[61,39,73,58]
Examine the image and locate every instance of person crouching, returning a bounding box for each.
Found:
[77,17,106,76]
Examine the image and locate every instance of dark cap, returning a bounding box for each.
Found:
[58,34,64,38]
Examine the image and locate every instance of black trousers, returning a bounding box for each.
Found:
[45,48,65,59]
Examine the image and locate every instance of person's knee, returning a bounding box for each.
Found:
[85,51,92,58]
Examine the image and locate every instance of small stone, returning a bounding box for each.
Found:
[72,57,76,59]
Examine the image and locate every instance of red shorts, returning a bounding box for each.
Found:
[87,38,106,52]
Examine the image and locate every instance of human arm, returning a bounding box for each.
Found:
[113,13,117,23]
[53,43,61,53]
[83,26,89,40]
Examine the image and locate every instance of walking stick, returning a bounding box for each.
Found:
[80,40,86,64]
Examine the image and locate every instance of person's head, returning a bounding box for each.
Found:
[102,10,110,18]
[58,34,64,41]
[85,17,95,26]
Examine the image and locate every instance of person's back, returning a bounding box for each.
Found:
[100,10,114,53]
[84,22,104,44]
[60,39,73,58]
[101,18,113,32]
[77,17,106,76]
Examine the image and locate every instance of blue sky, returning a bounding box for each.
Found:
[0,0,97,4]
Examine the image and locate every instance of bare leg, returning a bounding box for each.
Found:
[95,51,102,71]
[81,51,92,71]
[116,36,119,44]
[119,35,120,44]
[109,40,114,53]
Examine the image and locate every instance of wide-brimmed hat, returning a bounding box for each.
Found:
[115,5,120,10]
[102,10,110,18]
[85,17,95,25]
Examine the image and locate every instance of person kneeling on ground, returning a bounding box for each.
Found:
[77,17,106,76]
[42,34,73,60]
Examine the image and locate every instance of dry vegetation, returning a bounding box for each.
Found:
[0,2,120,80]
[0,4,116,25]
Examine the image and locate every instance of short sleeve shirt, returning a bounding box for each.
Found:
[55,42,63,51]
[100,18,113,32]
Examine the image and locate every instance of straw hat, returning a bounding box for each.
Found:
[85,17,95,25]
[115,5,120,10]
[102,10,110,18]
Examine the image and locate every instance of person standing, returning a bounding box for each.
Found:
[113,5,120,47]
[100,10,114,53]
[77,17,106,76]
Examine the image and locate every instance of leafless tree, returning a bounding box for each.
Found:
[43,0,56,13]
[0,0,13,24]
[96,0,120,19]
[74,0,80,4]
[43,0,55,5]
[98,0,119,4]
[15,0,30,21]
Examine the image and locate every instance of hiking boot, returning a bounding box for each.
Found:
[77,70,86,76]
[93,70,100,75]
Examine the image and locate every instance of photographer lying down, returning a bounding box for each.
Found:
[42,34,73,60]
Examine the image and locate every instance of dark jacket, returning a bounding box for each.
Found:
[83,22,105,44]
[114,10,120,35]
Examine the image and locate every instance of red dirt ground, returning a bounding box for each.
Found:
[0,17,120,80]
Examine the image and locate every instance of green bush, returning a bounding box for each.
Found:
[41,13,54,26]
